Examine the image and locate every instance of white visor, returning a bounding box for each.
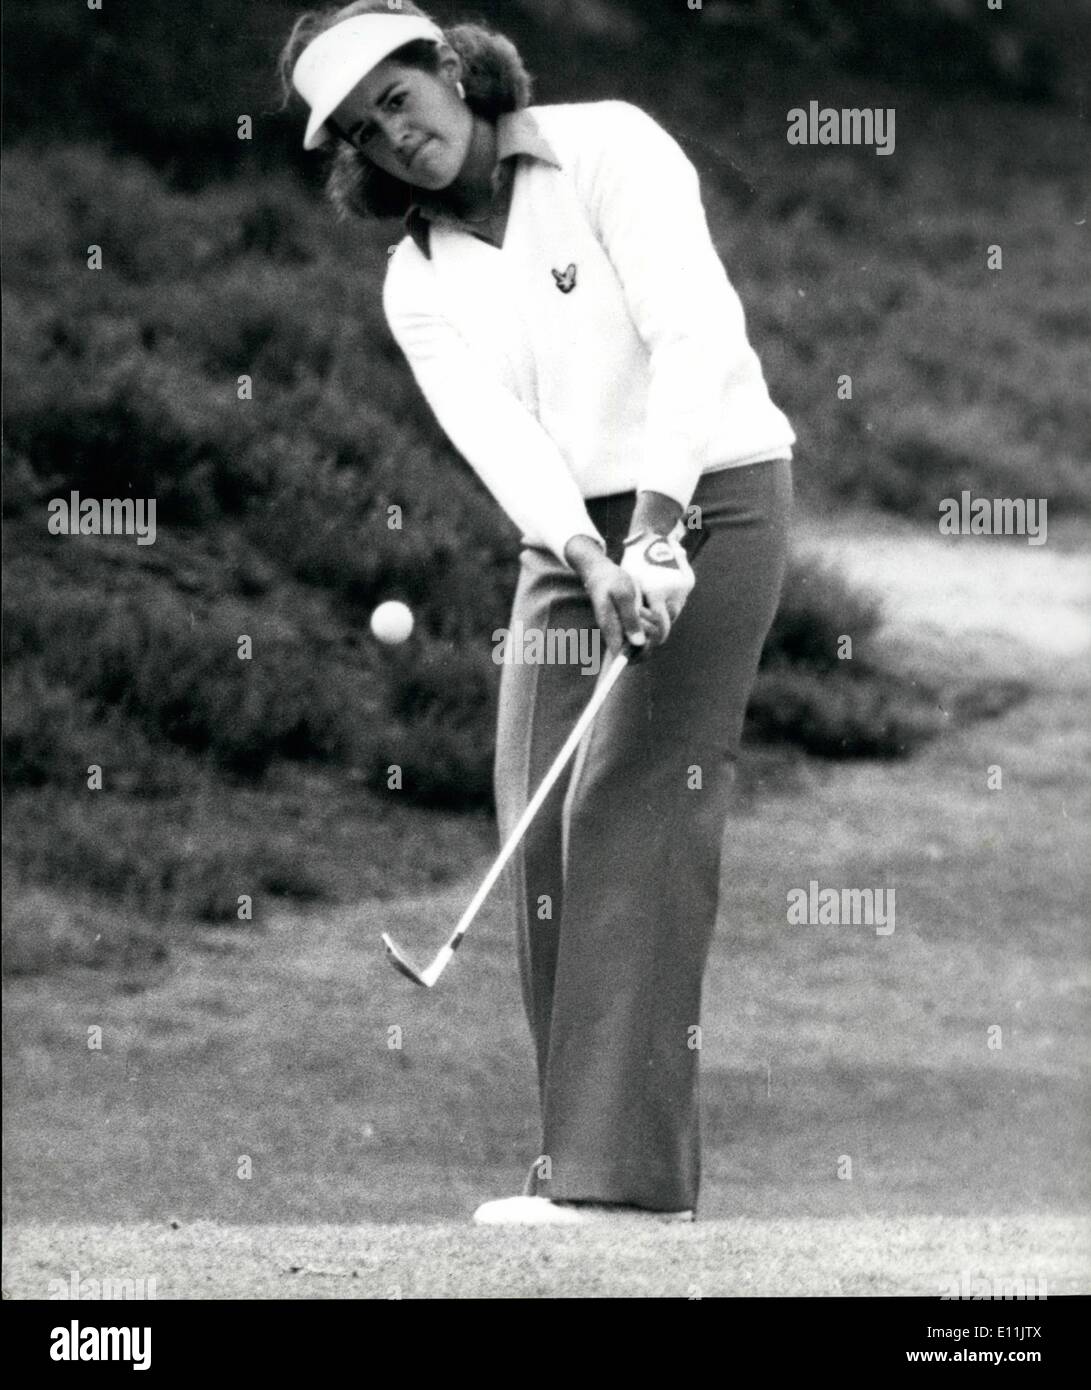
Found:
[292,14,445,151]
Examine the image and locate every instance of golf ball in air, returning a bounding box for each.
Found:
[370,600,414,644]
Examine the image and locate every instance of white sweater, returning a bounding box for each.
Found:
[383,100,795,564]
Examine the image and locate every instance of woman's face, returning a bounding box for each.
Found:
[330,53,473,190]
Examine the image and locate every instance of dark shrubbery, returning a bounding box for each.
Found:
[3,2,1084,175]
[749,665,945,759]
[749,557,946,758]
[3,583,369,781]
[760,556,880,673]
[3,135,1065,819]
[4,36,1080,917]
[6,138,1087,545]
[0,536,943,809]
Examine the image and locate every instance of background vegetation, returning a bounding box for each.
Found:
[4,0,1088,1266]
[3,0,1087,928]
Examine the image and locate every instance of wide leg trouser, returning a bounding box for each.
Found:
[493,459,792,1213]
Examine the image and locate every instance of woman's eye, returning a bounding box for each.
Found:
[388,93,406,111]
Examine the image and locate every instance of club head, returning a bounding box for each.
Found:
[381,932,433,987]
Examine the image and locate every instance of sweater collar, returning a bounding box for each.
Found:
[404,109,560,258]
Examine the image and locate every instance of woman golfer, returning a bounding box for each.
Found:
[282,1,794,1224]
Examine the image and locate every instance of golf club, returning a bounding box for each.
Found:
[381,640,637,987]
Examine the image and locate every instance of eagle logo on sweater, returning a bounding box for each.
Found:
[551,263,578,294]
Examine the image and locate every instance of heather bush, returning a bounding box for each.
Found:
[4,14,1082,915]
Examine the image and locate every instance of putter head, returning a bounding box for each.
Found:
[381,932,433,988]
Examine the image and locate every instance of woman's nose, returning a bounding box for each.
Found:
[382,114,413,153]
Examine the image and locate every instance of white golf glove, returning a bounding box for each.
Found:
[620,520,695,645]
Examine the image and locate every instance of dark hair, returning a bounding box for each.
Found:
[277,0,534,221]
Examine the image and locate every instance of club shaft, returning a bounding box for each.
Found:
[448,649,631,945]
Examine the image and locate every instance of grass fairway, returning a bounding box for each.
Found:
[3,1216,1086,1299]
[4,515,1089,1296]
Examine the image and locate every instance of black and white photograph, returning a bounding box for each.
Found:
[3,0,1088,1353]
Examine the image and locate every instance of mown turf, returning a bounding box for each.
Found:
[3,1216,1086,1300]
[3,522,1088,1294]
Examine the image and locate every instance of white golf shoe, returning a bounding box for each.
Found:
[472,1196,694,1225]
[472,1196,584,1226]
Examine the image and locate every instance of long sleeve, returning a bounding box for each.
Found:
[383,258,606,566]
[584,101,771,511]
